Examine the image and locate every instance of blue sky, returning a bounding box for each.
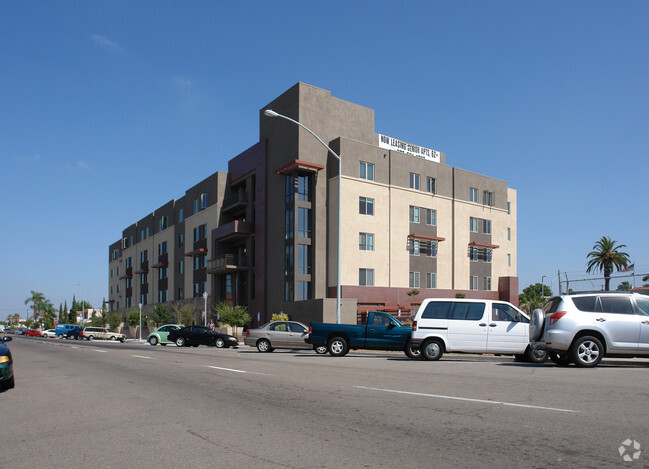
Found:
[2,1,647,320]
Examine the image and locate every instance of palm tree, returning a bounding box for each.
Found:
[586,236,630,291]
[24,290,46,323]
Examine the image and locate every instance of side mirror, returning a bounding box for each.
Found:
[2,336,12,343]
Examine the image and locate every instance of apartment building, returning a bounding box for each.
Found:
[109,82,517,326]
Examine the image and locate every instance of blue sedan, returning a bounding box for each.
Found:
[0,336,14,391]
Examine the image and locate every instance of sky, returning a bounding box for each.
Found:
[2,1,648,320]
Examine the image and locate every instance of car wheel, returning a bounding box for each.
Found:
[88,336,94,341]
[149,336,158,346]
[215,337,225,348]
[110,336,117,341]
[529,308,544,342]
[120,337,125,343]
[570,336,603,367]
[548,351,571,366]
[328,336,349,357]
[257,339,272,353]
[58,334,64,339]
[404,342,422,359]
[176,337,186,347]
[524,346,547,363]
[314,345,327,354]
[421,339,444,361]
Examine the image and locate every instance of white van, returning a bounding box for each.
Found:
[410,298,545,362]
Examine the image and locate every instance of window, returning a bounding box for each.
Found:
[297,281,310,300]
[178,234,184,248]
[470,217,478,232]
[193,224,207,242]
[285,207,294,239]
[409,272,420,288]
[470,276,478,290]
[178,287,184,300]
[140,293,148,306]
[193,281,206,297]
[126,257,132,269]
[359,268,374,286]
[178,260,184,274]
[360,161,374,180]
[158,241,167,256]
[158,266,168,279]
[425,241,437,257]
[125,278,132,288]
[421,301,452,319]
[285,244,294,276]
[426,177,436,194]
[409,173,420,190]
[426,272,437,289]
[285,175,294,203]
[507,253,511,267]
[359,197,374,215]
[409,206,420,223]
[359,233,374,251]
[140,273,148,285]
[297,207,311,238]
[297,244,311,275]
[483,277,492,291]
[158,290,168,303]
[159,216,169,231]
[470,247,478,261]
[483,219,492,234]
[178,208,184,222]
[201,193,208,209]
[470,187,478,203]
[483,191,495,206]
[492,303,519,321]
[426,209,436,226]
[193,199,200,214]
[507,227,511,241]
[599,297,634,315]
[193,254,206,270]
[140,250,148,263]
[409,239,420,256]
[485,249,492,263]
[297,175,310,201]
[507,202,511,214]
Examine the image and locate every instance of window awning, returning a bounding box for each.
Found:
[275,159,325,175]
[133,269,149,274]
[408,233,446,242]
[185,248,208,257]
[468,241,499,249]
[118,274,132,280]
[150,262,169,268]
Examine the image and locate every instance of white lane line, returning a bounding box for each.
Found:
[205,365,269,376]
[94,349,108,353]
[131,355,155,360]
[355,386,578,413]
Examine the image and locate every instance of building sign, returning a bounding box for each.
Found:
[378,134,441,163]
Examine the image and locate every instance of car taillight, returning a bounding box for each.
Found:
[412,320,417,332]
[549,312,567,325]
[246,330,250,336]
[308,326,312,334]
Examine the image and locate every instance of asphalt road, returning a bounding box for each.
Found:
[3,336,649,468]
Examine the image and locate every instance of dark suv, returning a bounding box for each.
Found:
[531,293,649,367]
[54,324,84,340]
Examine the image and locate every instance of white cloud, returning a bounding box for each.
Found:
[91,35,122,52]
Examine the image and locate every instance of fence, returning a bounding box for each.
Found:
[557,272,648,295]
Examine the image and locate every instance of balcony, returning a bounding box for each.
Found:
[222,191,248,213]
[214,220,251,244]
[207,254,249,274]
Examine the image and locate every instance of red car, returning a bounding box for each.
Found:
[24,329,42,337]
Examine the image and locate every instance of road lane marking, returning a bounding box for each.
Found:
[355,386,578,413]
[205,365,269,376]
[131,355,155,360]
[94,349,108,353]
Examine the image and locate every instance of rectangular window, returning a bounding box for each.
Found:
[483,191,495,206]
[178,260,184,274]
[285,244,294,276]
[359,268,374,286]
[285,175,295,203]
[359,197,374,216]
[193,224,207,242]
[470,276,478,290]
[193,282,206,297]
[125,278,132,288]
[285,207,294,239]
[178,287,184,300]
[158,241,167,256]
[297,280,310,301]
[297,244,311,275]
[507,253,511,267]
[426,209,436,226]
[425,241,437,257]
[178,208,184,222]
[140,293,148,306]
[507,227,511,241]
[409,173,420,190]
[140,250,148,263]
[426,177,436,194]
[507,201,511,214]
[470,247,478,261]
[360,161,374,181]
[140,273,148,285]
[409,239,420,256]
[409,206,420,223]
[359,233,374,251]
[193,254,206,270]
[201,193,208,209]
[297,207,311,238]
[485,249,492,263]
[159,216,169,231]
[483,277,492,291]
[297,175,310,201]
[470,187,478,203]
[470,217,478,232]
[285,280,294,301]
[483,219,492,234]
[409,272,420,288]
[158,290,168,303]
[140,229,145,241]
[426,272,437,289]
[178,234,184,248]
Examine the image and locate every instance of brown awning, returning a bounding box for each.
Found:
[275,159,325,175]
[185,248,208,257]
[150,262,169,268]
[408,234,446,242]
[468,241,499,249]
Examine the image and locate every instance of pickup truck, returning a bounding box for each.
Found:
[307,312,420,358]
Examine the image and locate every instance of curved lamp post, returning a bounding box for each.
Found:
[203,291,208,327]
[264,109,342,324]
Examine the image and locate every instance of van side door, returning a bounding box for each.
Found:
[446,302,488,353]
[486,302,528,354]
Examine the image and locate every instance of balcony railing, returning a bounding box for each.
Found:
[207,254,249,274]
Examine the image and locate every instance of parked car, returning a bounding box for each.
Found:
[83,327,126,342]
[24,329,42,337]
[307,312,419,357]
[0,336,14,390]
[42,329,57,338]
[167,325,239,348]
[245,321,326,353]
[147,324,182,346]
[530,292,649,367]
[54,324,84,340]
[410,298,547,362]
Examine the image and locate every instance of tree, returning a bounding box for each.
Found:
[107,313,122,330]
[518,283,552,314]
[149,304,170,327]
[616,281,632,291]
[127,308,141,327]
[215,302,251,330]
[586,236,630,291]
[24,290,45,323]
[170,304,195,326]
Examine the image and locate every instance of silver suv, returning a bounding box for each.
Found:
[530,292,649,367]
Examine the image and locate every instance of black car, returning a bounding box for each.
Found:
[167,326,239,348]
[1,336,15,391]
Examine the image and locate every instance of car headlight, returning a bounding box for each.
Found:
[0,356,9,364]
[229,337,238,342]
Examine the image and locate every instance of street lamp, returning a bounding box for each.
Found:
[541,276,546,298]
[264,109,342,324]
[203,291,208,327]
[138,303,143,342]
